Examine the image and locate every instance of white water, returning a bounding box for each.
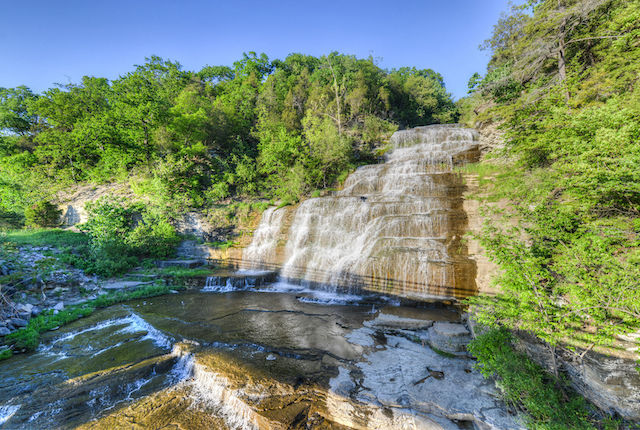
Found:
[202,276,236,293]
[187,361,261,430]
[241,206,286,269]
[243,125,479,299]
[37,312,173,358]
[0,405,20,425]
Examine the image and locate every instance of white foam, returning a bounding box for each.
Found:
[0,404,20,425]
[38,312,172,357]
[117,312,173,350]
[169,349,195,384]
[202,277,236,293]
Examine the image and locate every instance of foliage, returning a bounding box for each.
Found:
[0,53,457,213]
[0,348,12,360]
[468,328,619,429]
[24,200,62,228]
[76,198,179,276]
[462,0,640,396]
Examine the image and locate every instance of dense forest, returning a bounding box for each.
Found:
[0,53,457,224]
[461,0,640,426]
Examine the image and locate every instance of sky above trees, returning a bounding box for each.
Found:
[2,0,513,99]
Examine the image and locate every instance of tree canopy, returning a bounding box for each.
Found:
[0,52,457,221]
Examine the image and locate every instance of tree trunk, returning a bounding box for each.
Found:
[327,59,342,135]
[557,16,570,101]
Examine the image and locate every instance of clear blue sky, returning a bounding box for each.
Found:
[1,0,510,100]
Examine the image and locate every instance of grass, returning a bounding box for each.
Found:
[205,240,236,250]
[2,282,186,359]
[154,266,213,278]
[3,228,89,248]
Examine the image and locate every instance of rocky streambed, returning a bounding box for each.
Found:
[0,282,523,429]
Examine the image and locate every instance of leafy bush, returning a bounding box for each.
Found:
[78,198,180,276]
[24,201,61,228]
[126,212,180,258]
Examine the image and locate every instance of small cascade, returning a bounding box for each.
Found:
[0,405,21,425]
[188,363,262,430]
[242,125,480,300]
[203,276,235,293]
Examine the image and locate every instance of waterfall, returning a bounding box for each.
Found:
[243,125,479,300]
[241,206,286,270]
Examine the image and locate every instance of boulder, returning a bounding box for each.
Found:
[15,303,33,315]
[10,318,28,328]
[427,322,471,353]
[0,327,10,336]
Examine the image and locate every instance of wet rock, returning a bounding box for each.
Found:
[15,303,33,315]
[335,330,523,429]
[428,322,471,353]
[156,259,206,269]
[364,312,434,331]
[101,280,153,290]
[10,318,28,328]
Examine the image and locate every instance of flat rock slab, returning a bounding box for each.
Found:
[336,316,524,429]
[432,322,470,337]
[156,259,206,268]
[364,312,434,330]
[102,280,153,290]
[428,322,471,354]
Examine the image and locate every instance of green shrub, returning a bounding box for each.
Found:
[126,213,180,258]
[78,198,180,277]
[24,201,62,228]
[0,348,12,360]
[468,328,610,429]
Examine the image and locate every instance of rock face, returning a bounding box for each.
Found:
[58,183,140,226]
[515,333,640,421]
[327,313,523,430]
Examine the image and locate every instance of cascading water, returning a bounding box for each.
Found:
[243,125,480,300]
[241,207,286,269]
